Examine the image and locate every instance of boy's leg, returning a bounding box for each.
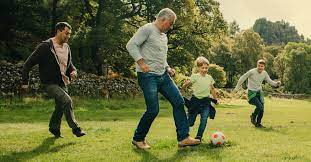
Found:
[187,112,198,127]
[196,106,209,139]
[256,101,265,125]
[249,96,263,125]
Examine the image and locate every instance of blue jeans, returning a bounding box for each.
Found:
[188,104,210,138]
[249,94,264,124]
[133,72,189,142]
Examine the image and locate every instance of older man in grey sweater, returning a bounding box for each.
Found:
[126,8,200,149]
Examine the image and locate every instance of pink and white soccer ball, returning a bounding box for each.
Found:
[210,131,226,146]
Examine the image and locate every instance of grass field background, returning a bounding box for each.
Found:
[0,97,310,161]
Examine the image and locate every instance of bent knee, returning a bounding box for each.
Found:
[172,97,185,108]
[62,97,72,106]
[145,110,159,118]
[257,105,264,110]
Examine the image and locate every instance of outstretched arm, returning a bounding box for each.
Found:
[234,70,252,92]
[265,72,281,87]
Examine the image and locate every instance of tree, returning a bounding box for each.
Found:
[278,43,311,94]
[232,29,265,75]
[228,20,240,36]
[1,0,228,78]
[253,18,303,45]
[166,0,228,73]
[0,0,52,62]
[263,45,284,79]
[210,36,237,87]
[208,64,227,88]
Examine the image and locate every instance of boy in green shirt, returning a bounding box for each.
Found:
[183,57,218,141]
[234,59,281,128]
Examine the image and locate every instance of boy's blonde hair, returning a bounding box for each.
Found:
[192,56,210,74]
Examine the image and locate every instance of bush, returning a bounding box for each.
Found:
[208,64,227,88]
[0,61,141,98]
[281,43,311,94]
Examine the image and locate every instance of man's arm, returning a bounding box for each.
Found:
[67,47,78,80]
[68,62,77,80]
[126,25,152,73]
[68,61,77,73]
[234,70,252,92]
[265,71,280,87]
[21,43,44,87]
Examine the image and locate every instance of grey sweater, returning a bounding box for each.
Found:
[126,23,169,75]
[234,68,278,91]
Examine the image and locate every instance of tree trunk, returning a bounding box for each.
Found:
[51,0,59,37]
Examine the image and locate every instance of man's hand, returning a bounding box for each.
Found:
[137,59,150,73]
[167,67,176,77]
[276,81,281,87]
[70,71,78,80]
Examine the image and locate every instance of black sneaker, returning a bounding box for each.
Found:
[255,123,266,128]
[72,127,87,137]
[250,114,256,126]
[49,128,63,138]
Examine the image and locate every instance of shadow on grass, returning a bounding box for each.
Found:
[0,137,75,162]
[254,125,287,134]
[133,141,235,162]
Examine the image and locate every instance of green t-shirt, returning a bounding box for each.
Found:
[190,73,215,99]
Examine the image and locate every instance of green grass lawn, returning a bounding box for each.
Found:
[0,97,311,162]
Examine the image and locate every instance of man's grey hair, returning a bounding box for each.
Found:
[156,8,177,21]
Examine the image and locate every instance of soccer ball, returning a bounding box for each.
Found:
[210,131,226,146]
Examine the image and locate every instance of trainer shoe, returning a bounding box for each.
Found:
[132,140,151,149]
[178,136,201,148]
[49,128,63,138]
[72,127,87,137]
[250,114,256,126]
[255,123,266,128]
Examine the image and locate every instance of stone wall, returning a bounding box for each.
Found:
[0,61,141,98]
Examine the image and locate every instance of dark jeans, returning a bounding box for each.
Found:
[133,72,189,142]
[188,104,210,138]
[45,84,79,130]
[249,93,264,124]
